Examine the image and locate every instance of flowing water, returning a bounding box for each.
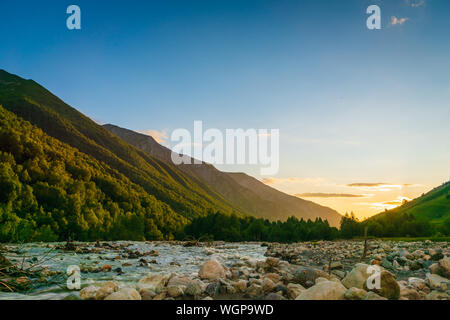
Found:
[0,242,267,300]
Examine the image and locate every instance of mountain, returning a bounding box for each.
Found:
[369,181,450,227]
[0,70,246,222]
[0,104,188,241]
[103,124,343,227]
[0,69,341,239]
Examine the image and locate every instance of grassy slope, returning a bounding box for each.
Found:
[370,181,450,225]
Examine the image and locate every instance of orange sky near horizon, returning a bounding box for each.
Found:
[261,178,431,220]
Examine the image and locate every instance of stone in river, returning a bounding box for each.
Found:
[104,287,141,300]
[344,287,367,300]
[295,280,346,300]
[198,259,226,280]
[80,285,99,300]
[287,283,305,299]
[95,281,118,300]
[425,273,448,289]
[137,273,170,293]
[341,263,371,289]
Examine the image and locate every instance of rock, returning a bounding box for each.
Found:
[205,282,221,297]
[431,251,444,261]
[344,287,367,300]
[287,283,305,299]
[438,257,450,278]
[408,277,427,291]
[294,266,330,288]
[330,261,343,270]
[138,273,169,293]
[426,290,450,300]
[104,288,141,300]
[363,292,387,300]
[264,273,281,283]
[265,293,285,300]
[233,280,247,293]
[315,277,328,284]
[266,257,280,268]
[139,289,156,300]
[153,292,167,300]
[198,259,226,280]
[80,285,99,300]
[341,263,371,289]
[429,263,440,274]
[399,284,420,300]
[246,284,263,298]
[167,285,184,298]
[167,275,193,287]
[185,282,202,296]
[295,280,346,300]
[262,278,276,293]
[364,270,400,300]
[101,264,112,272]
[426,273,448,289]
[95,281,118,300]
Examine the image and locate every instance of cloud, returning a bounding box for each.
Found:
[295,193,368,198]
[360,196,412,211]
[138,129,168,144]
[346,183,416,192]
[391,16,408,26]
[406,0,425,7]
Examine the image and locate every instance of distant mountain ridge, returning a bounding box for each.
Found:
[0,69,341,231]
[103,124,343,227]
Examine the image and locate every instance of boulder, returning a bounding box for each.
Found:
[341,263,371,289]
[399,284,420,300]
[426,290,450,300]
[137,273,169,293]
[80,285,99,300]
[233,280,247,293]
[95,281,118,300]
[246,284,263,298]
[295,280,346,300]
[287,283,305,299]
[438,257,450,278]
[198,259,226,280]
[363,292,387,300]
[344,287,367,300]
[426,273,448,289]
[262,278,276,293]
[104,287,141,300]
[265,257,280,268]
[167,285,184,298]
[364,270,400,300]
[294,266,330,288]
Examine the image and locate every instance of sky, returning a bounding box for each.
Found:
[1,0,449,219]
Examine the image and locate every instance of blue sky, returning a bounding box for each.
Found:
[1,0,449,218]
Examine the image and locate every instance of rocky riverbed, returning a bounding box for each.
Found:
[0,240,448,300]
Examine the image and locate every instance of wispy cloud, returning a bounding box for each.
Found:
[359,196,412,210]
[391,16,409,26]
[138,129,168,144]
[347,182,417,192]
[295,193,370,198]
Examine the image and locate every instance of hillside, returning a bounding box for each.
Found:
[0,70,244,222]
[370,181,450,226]
[0,105,188,241]
[104,124,343,227]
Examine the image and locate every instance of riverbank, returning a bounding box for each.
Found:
[0,240,448,300]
